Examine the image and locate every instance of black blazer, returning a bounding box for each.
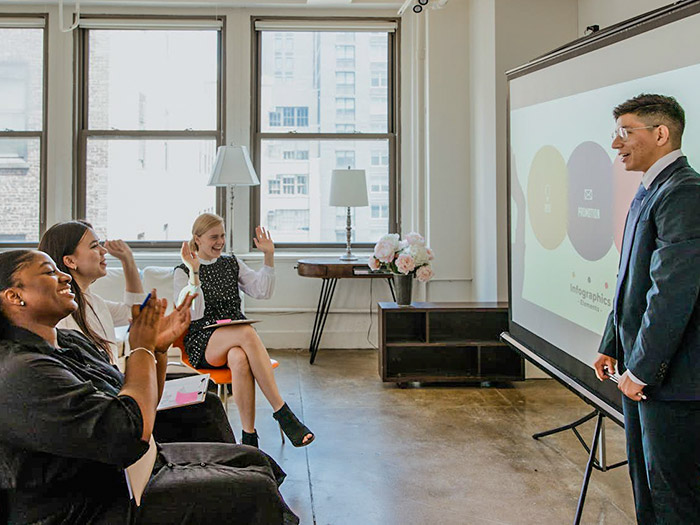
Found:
[599,156,700,401]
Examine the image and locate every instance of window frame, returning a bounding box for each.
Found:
[74,15,226,249]
[0,14,49,248]
[251,17,400,250]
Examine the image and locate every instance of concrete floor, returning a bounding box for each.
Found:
[226,349,636,525]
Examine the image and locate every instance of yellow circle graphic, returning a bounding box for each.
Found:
[527,146,568,250]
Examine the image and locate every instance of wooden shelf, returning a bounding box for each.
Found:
[378,302,523,385]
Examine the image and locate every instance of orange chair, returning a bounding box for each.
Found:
[170,334,285,443]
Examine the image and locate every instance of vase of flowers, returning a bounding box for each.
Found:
[369,232,435,306]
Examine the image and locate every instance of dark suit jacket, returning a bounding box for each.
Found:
[599,156,700,401]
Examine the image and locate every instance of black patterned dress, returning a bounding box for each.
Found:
[176,255,246,368]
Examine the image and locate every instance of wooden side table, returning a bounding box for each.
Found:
[296,257,395,364]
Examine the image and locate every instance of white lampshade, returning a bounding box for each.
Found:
[208,145,260,186]
[329,169,368,207]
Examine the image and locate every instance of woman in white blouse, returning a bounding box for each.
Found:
[175,213,314,449]
[39,221,238,445]
[39,221,146,363]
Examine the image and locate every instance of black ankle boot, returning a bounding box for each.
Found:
[241,430,259,448]
[273,403,315,447]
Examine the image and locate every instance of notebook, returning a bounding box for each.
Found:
[156,374,209,411]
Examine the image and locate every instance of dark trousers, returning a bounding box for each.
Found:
[154,391,236,444]
[623,396,700,524]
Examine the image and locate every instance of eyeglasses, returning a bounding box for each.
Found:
[611,125,659,141]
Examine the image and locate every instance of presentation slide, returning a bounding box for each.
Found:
[509,11,700,372]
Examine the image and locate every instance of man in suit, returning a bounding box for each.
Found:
[594,93,700,524]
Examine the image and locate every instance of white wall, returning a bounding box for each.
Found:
[1,1,585,354]
[578,0,674,35]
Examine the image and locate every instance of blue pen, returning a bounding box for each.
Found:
[127,292,152,332]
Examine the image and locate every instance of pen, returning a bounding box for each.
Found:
[127,292,152,332]
[604,368,647,400]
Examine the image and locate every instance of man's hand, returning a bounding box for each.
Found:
[618,370,646,401]
[593,354,617,381]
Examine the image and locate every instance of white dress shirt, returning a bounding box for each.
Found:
[57,289,147,363]
[173,256,275,321]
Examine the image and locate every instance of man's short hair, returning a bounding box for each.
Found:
[613,93,685,147]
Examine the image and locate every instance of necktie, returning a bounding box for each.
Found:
[614,184,649,321]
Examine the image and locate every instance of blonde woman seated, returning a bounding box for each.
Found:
[39,221,236,444]
[174,213,314,448]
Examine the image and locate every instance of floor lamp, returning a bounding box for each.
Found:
[208,145,260,253]
[329,168,368,261]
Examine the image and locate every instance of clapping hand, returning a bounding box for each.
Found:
[155,293,197,352]
[128,290,162,351]
[253,226,274,256]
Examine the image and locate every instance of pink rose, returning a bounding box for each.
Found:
[405,232,425,246]
[374,240,396,264]
[426,248,435,261]
[368,255,381,271]
[416,265,434,282]
[395,253,416,274]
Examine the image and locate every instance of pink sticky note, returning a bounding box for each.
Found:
[175,390,199,405]
[216,319,232,324]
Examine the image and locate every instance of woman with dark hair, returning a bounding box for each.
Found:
[39,220,146,364]
[0,250,298,525]
[174,213,314,449]
[39,221,237,445]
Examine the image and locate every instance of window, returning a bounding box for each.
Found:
[371,204,388,219]
[77,21,223,244]
[336,45,355,69]
[370,62,388,88]
[282,175,295,194]
[370,176,389,193]
[0,19,46,245]
[267,209,309,231]
[336,97,355,120]
[269,106,308,127]
[335,150,355,169]
[336,124,355,133]
[336,71,355,95]
[283,148,309,160]
[371,150,389,166]
[256,22,397,245]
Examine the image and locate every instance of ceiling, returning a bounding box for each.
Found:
[1,0,404,9]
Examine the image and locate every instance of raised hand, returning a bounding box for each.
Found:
[128,289,162,351]
[253,226,274,256]
[104,239,135,263]
[180,241,200,273]
[155,293,197,352]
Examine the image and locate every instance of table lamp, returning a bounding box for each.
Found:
[208,144,260,252]
[329,168,368,261]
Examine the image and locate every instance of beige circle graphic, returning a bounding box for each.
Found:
[527,146,568,250]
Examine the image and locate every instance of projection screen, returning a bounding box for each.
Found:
[504,0,700,424]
